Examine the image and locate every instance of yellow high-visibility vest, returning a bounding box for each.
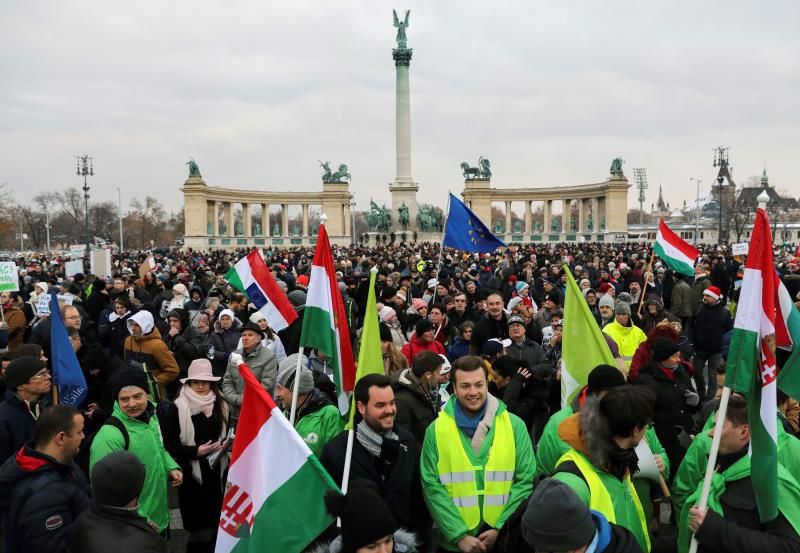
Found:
[434,409,516,529]
[556,449,650,551]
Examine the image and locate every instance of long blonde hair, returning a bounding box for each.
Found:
[383,341,408,377]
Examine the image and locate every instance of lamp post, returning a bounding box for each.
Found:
[44,203,51,254]
[76,155,94,248]
[713,147,729,245]
[117,187,124,251]
[690,178,702,245]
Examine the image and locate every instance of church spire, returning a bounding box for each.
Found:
[761,164,769,188]
[656,184,667,212]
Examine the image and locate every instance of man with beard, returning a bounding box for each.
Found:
[320,373,426,536]
[552,385,656,553]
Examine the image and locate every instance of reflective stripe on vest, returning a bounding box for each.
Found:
[556,450,650,551]
[434,409,516,530]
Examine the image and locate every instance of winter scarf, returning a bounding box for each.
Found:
[175,385,228,484]
[356,420,399,459]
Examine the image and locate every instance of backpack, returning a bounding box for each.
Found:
[75,416,129,478]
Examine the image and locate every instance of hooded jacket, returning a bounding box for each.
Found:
[400,333,445,366]
[163,308,207,379]
[89,402,180,532]
[309,528,418,553]
[552,399,650,552]
[288,389,343,457]
[0,445,90,553]
[393,368,439,445]
[2,294,27,351]
[122,311,179,399]
[209,316,242,376]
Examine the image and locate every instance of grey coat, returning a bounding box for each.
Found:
[221,343,277,418]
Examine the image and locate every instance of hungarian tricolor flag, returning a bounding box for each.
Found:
[654,219,699,277]
[225,251,297,332]
[726,208,783,522]
[300,223,356,415]
[215,362,338,553]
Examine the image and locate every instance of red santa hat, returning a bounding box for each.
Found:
[703,286,722,301]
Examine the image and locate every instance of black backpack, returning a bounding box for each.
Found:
[75,416,129,478]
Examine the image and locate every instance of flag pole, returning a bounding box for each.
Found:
[430,193,451,309]
[288,346,305,427]
[687,386,732,553]
[637,245,656,318]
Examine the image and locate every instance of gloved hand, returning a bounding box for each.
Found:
[229,352,244,367]
[684,389,700,407]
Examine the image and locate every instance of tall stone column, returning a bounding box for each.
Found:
[302,204,309,237]
[562,199,570,233]
[225,203,233,237]
[524,201,532,234]
[578,199,586,232]
[281,204,289,237]
[389,44,419,231]
[242,203,250,237]
[261,204,268,236]
[544,200,552,234]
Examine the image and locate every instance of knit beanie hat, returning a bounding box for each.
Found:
[379,306,396,322]
[614,301,631,316]
[652,338,680,362]
[91,450,146,508]
[4,356,46,390]
[598,282,613,294]
[598,295,615,310]
[249,311,266,325]
[515,281,529,294]
[587,364,626,394]
[287,290,307,308]
[415,318,434,336]
[324,480,397,553]
[112,367,150,399]
[276,354,314,394]
[412,298,427,311]
[521,478,596,551]
[379,322,393,343]
[617,292,633,304]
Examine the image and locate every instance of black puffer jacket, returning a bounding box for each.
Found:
[688,302,732,356]
[634,361,699,473]
[0,446,90,553]
[0,391,38,465]
[164,308,208,378]
[66,502,166,553]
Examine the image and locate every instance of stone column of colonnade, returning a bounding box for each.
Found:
[524,200,532,234]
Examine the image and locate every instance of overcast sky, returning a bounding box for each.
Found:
[2,1,798,216]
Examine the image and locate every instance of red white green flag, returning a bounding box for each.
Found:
[725,208,779,522]
[299,223,356,415]
[215,362,338,553]
[654,219,699,277]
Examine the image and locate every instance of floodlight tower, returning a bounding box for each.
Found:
[632,168,648,224]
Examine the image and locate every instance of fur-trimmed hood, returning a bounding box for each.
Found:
[558,395,615,470]
[307,528,417,553]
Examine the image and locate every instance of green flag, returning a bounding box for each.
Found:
[560,264,617,406]
[346,269,385,429]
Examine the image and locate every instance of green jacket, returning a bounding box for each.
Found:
[537,403,670,480]
[677,452,800,553]
[289,395,343,457]
[420,397,536,551]
[554,453,651,552]
[89,402,180,531]
[672,416,800,517]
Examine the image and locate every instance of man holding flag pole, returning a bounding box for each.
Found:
[320,266,428,536]
[682,198,800,553]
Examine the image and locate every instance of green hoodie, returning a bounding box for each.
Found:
[89,401,180,531]
[420,396,536,551]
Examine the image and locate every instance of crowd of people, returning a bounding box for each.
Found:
[1,240,800,553]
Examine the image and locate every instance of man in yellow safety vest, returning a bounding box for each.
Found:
[420,355,536,553]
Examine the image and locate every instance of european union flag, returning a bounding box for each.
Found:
[442,193,507,253]
[50,294,87,407]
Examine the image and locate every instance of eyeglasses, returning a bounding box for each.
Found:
[30,369,51,381]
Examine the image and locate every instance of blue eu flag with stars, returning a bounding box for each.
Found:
[442,193,507,253]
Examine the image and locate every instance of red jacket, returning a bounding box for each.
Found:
[400,334,445,365]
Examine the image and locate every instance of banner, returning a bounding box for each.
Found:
[0,262,18,292]
[90,247,112,279]
[36,294,74,316]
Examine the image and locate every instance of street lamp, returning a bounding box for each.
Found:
[713,147,729,245]
[690,178,702,245]
[117,187,124,251]
[76,155,94,248]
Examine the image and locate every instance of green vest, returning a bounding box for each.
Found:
[434,410,515,529]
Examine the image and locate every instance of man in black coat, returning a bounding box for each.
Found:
[320,373,428,536]
[0,405,90,553]
[67,450,165,553]
[0,356,52,464]
[471,292,509,355]
[687,286,733,400]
